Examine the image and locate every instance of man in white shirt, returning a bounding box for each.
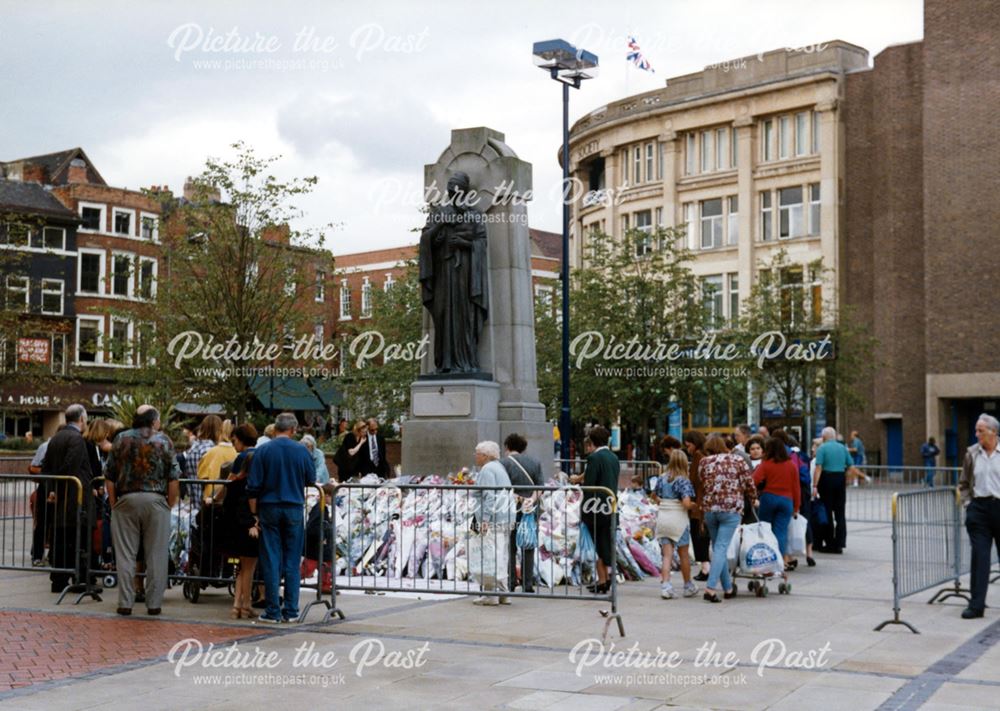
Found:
[958,413,1000,619]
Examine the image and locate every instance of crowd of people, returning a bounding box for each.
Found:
[643,424,863,603]
[26,404,380,624]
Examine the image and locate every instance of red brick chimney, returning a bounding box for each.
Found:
[21,163,46,183]
[67,158,88,184]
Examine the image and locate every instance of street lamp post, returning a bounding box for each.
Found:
[532,39,598,463]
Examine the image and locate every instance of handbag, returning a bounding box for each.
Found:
[516,512,538,549]
[577,522,597,564]
[654,499,690,542]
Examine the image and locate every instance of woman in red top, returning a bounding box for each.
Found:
[754,437,801,571]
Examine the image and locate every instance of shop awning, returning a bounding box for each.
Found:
[175,403,227,416]
[248,375,343,412]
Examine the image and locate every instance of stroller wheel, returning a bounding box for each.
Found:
[747,581,756,592]
[778,583,787,594]
[103,575,117,588]
[228,583,235,598]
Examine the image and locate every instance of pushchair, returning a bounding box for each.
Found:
[182,502,237,603]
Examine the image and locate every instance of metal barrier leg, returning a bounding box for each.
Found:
[927,579,971,605]
[299,485,333,623]
[874,609,919,634]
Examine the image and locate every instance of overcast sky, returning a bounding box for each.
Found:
[1,0,922,254]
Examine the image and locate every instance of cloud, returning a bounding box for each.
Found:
[276,92,449,172]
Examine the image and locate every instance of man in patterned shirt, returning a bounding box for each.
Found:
[106,405,180,616]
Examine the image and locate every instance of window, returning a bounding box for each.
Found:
[111,253,133,296]
[795,112,809,156]
[140,214,158,241]
[384,273,395,291]
[136,324,153,366]
[77,318,102,364]
[683,203,695,250]
[700,198,723,249]
[778,116,791,159]
[779,187,805,238]
[108,319,132,365]
[731,127,738,167]
[686,133,697,175]
[339,281,351,319]
[655,207,663,227]
[1,222,29,247]
[80,205,103,231]
[51,333,65,375]
[284,277,296,297]
[6,276,28,312]
[313,322,324,345]
[760,191,773,241]
[113,209,133,236]
[42,227,65,250]
[622,213,630,233]
[138,258,157,299]
[315,271,326,303]
[360,277,373,317]
[658,141,664,180]
[716,128,729,171]
[728,273,740,324]
[41,279,63,315]
[727,196,739,246]
[809,183,821,234]
[633,146,642,183]
[645,143,654,182]
[79,251,104,293]
[700,131,714,173]
[809,265,823,325]
[763,120,775,161]
[702,275,724,327]
[634,210,652,256]
[811,111,820,154]
[779,267,805,327]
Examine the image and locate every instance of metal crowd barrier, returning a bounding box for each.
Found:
[325,481,625,641]
[76,477,329,622]
[875,488,968,633]
[0,473,90,604]
[846,465,962,523]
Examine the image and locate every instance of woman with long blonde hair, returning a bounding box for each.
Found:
[653,449,698,599]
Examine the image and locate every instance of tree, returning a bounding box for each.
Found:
[734,249,877,435]
[537,226,708,455]
[133,142,332,419]
[339,260,423,430]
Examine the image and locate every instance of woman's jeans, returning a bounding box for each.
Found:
[758,492,794,556]
[704,510,741,592]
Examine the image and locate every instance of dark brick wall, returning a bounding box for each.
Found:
[922,0,1000,373]
[845,42,926,463]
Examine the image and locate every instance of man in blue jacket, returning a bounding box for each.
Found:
[248,412,316,623]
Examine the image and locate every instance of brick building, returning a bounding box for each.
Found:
[333,228,561,323]
[0,148,156,435]
[843,0,1000,465]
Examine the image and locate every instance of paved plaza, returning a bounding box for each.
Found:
[2,519,999,710]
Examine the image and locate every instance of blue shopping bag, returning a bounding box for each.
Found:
[578,522,597,564]
[516,512,538,549]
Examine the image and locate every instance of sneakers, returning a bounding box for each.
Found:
[683,582,700,598]
[660,583,675,600]
[255,615,282,624]
[473,595,499,606]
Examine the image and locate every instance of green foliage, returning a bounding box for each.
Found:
[535,226,709,446]
[339,260,422,429]
[135,142,334,418]
[106,390,185,445]
[734,249,877,422]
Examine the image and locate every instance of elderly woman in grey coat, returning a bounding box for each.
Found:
[471,440,516,606]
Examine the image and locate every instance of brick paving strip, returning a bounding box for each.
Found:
[0,610,275,692]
